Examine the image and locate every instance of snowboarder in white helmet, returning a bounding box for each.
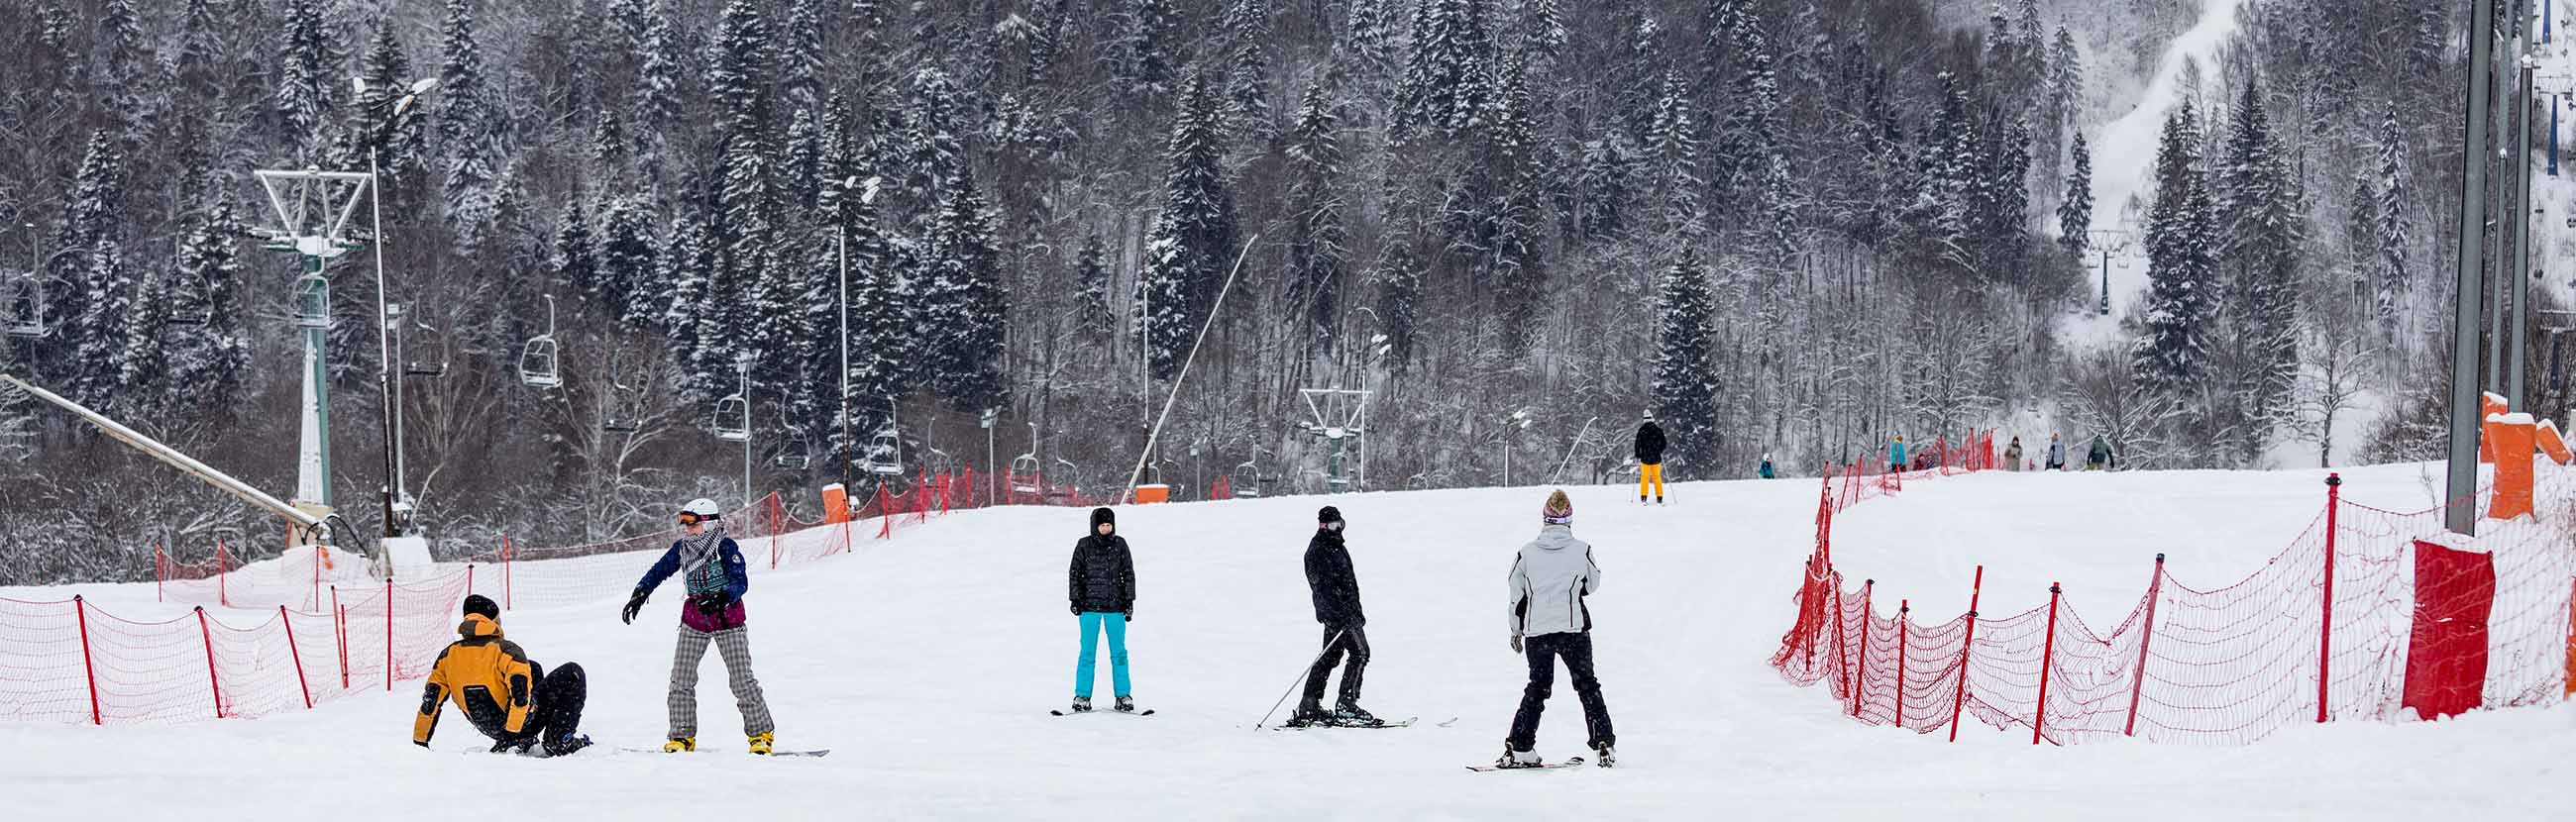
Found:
[623,498,777,754]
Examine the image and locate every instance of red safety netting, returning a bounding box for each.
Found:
[1775,446,2576,747]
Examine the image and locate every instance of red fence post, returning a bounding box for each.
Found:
[1832,583,1850,700]
[1948,565,1985,742]
[331,585,348,690]
[155,545,164,603]
[770,493,785,569]
[216,540,229,608]
[2125,555,2166,738]
[1853,579,1874,718]
[2033,582,2062,745]
[1893,599,1910,728]
[383,577,394,691]
[2318,472,2340,723]
[279,606,313,710]
[195,606,223,719]
[73,596,100,725]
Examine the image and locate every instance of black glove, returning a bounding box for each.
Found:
[620,589,649,625]
[1123,608,1133,623]
[414,740,430,749]
[1509,635,1524,654]
[490,735,535,755]
[1070,604,1081,616]
[694,593,733,616]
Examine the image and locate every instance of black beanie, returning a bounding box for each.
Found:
[462,593,499,621]
[1317,505,1342,524]
[1090,507,1117,529]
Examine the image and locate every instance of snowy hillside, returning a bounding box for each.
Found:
[9,468,2571,820]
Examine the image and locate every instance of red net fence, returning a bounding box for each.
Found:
[9,466,1119,727]
[1773,447,2576,746]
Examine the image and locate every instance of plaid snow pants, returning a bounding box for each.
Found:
[668,625,774,739]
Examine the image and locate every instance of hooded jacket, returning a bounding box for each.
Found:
[1305,528,1364,627]
[413,613,537,745]
[1633,422,1667,465]
[1507,524,1602,638]
[635,527,751,632]
[1069,508,1136,613]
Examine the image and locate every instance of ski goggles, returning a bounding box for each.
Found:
[678,512,719,526]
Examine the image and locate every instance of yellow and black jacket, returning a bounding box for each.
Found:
[412,613,536,745]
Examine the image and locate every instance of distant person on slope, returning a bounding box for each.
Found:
[1890,435,1907,473]
[622,498,776,755]
[2046,433,2067,471]
[2003,437,2024,471]
[1068,506,1139,713]
[1758,453,1776,479]
[1499,490,1615,769]
[1292,505,1376,727]
[2087,435,2112,471]
[413,594,591,757]
[1634,410,1667,504]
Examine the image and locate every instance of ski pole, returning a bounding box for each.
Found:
[1253,628,1346,730]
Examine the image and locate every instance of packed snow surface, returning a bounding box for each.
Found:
[9,465,2573,820]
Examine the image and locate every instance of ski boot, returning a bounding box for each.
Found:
[1331,703,1382,727]
[1069,695,1094,713]
[1495,743,1545,769]
[1655,495,1664,505]
[1113,695,1136,713]
[541,734,593,758]
[1593,743,1616,769]
[1286,703,1330,728]
[663,736,696,754]
[748,732,775,756]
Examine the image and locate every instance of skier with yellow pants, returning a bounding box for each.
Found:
[1634,410,1666,505]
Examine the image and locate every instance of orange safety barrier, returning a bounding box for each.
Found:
[2486,414,2536,521]
[2540,420,2573,465]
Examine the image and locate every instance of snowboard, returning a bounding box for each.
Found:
[1465,756,1586,772]
[1051,707,1156,716]
[617,746,833,758]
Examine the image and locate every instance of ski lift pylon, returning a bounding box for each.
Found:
[518,294,562,389]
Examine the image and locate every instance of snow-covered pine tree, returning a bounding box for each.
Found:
[920,170,1008,409]
[1709,0,1779,204]
[1137,73,1238,380]
[2344,171,2379,299]
[1395,0,1497,139]
[1286,81,1348,351]
[597,197,662,331]
[1912,72,1977,253]
[355,25,429,183]
[1652,248,1718,470]
[1369,239,1424,368]
[780,0,826,108]
[784,107,827,212]
[2137,104,2213,388]
[1072,233,1112,325]
[632,0,684,177]
[1222,0,1277,144]
[2057,132,2093,257]
[54,131,124,349]
[552,199,599,302]
[162,197,251,422]
[72,241,138,410]
[1474,50,1550,333]
[1519,0,1569,59]
[2214,78,2302,444]
[902,69,966,204]
[276,0,343,158]
[1136,216,1194,380]
[2373,103,2409,324]
[1645,71,1703,235]
[1575,133,1633,241]
[1114,0,1175,97]
[436,0,503,251]
[1343,0,1402,74]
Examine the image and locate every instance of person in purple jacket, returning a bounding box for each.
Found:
[622,497,777,754]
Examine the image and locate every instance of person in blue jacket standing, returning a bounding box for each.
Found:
[1068,507,1138,713]
[622,497,776,754]
[1890,436,1908,473]
[1758,453,1776,479]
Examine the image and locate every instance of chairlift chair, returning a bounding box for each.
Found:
[1232,461,1263,499]
[602,382,644,433]
[518,294,562,389]
[1010,453,1042,494]
[775,409,813,469]
[863,426,904,476]
[3,275,47,338]
[712,392,750,442]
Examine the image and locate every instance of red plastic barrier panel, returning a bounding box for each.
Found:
[2403,540,2497,721]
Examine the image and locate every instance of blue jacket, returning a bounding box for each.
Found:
[1891,442,1907,463]
[636,537,750,632]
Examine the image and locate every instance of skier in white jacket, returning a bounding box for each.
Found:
[1498,489,1615,769]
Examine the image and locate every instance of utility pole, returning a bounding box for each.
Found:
[837,226,852,492]
[2511,24,2537,409]
[2447,0,2500,535]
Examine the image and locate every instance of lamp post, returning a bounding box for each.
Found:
[2446,0,2500,535]
[354,74,437,538]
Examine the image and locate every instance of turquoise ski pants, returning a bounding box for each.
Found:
[1074,611,1131,698]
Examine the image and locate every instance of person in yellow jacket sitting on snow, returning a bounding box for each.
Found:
[413,594,591,756]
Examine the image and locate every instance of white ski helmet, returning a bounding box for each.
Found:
[681,497,722,520]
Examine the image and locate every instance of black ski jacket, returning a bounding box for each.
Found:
[1068,534,1135,613]
[1634,422,1667,465]
[1304,531,1365,628]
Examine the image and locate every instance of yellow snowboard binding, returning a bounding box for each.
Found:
[662,737,695,753]
[748,732,774,756]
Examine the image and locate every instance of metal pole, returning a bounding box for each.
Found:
[2448,0,2499,536]
[1123,236,1258,503]
[2512,52,2536,409]
[371,149,399,538]
[837,227,852,491]
[741,362,754,509]
[2098,246,2110,316]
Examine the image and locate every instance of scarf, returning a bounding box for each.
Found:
[678,523,730,596]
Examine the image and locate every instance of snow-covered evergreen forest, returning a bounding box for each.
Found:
[0,0,2542,583]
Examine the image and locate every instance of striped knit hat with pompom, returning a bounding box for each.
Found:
[1542,489,1573,525]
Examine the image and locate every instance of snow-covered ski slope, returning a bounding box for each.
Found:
[9,465,2573,820]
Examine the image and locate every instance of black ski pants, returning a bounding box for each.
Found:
[1299,624,1369,711]
[1506,632,1613,752]
[496,662,588,753]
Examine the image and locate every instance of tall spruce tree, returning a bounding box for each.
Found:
[1138,75,1236,379]
[2057,132,2093,257]
[2137,104,2214,388]
[1653,249,1719,469]
[436,0,503,250]
[1395,0,1497,138]
[597,197,662,330]
[276,0,343,157]
[1286,82,1348,350]
[921,171,1009,409]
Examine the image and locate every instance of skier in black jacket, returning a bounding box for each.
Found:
[1066,507,1137,713]
[1292,505,1376,727]
[1635,410,1667,504]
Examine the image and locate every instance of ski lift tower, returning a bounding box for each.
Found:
[255,167,373,532]
[1298,387,1372,493]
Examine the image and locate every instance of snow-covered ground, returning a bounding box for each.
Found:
[7,466,2572,821]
